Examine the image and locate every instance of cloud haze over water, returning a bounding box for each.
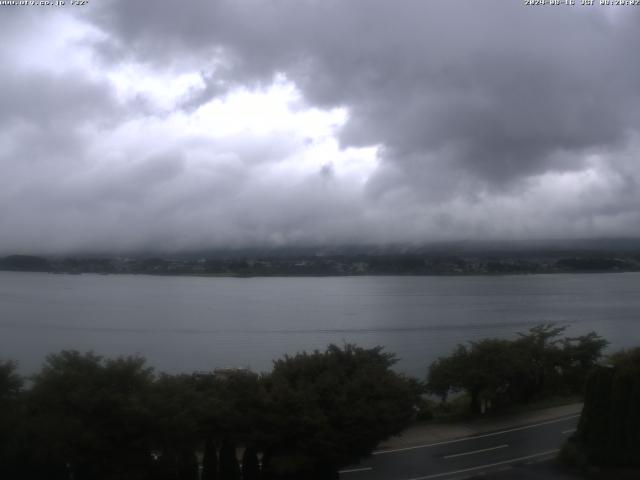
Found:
[1,1,639,253]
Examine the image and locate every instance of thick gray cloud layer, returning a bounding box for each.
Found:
[1,2,639,253]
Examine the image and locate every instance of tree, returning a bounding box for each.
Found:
[25,351,155,480]
[0,361,25,479]
[576,365,615,459]
[428,339,528,413]
[219,441,241,480]
[177,449,199,480]
[427,324,608,414]
[0,361,21,401]
[201,438,218,480]
[559,332,609,393]
[572,347,640,468]
[261,344,418,479]
[426,346,466,403]
[609,347,640,368]
[241,446,260,480]
[514,323,567,399]
[147,374,204,479]
[209,370,267,446]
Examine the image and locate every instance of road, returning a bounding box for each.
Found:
[339,414,579,480]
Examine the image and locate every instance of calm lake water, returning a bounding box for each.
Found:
[1,271,639,378]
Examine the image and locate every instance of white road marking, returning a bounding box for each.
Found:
[443,444,508,459]
[373,414,580,455]
[562,428,577,435]
[403,449,560,480]
[339,467,373,474]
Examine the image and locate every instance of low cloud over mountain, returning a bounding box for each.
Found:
[1,2,639,253]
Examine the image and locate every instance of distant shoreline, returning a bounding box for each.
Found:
[2,252,639,278]
[1,269,639,279]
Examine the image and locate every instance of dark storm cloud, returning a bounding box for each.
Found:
[87,0,640,187]
[1,1,640,253]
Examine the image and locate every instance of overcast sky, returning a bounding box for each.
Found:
[1,1,639,254]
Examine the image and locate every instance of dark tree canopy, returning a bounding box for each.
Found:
[241,446,260,480]
[0,361,24,479]
[25,351,155,480]
[0,343,418,480]
[4,331,605,480]
[574,347,640,468]
[218,441,241,480]
[201,439,218,480]
[427,324,608,413]
[262,344,419,478]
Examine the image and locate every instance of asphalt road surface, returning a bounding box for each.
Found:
[339,414,579,480]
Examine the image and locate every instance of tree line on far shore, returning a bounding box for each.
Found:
[0,324,633,479]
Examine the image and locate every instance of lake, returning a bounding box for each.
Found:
[1,271,639,378]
